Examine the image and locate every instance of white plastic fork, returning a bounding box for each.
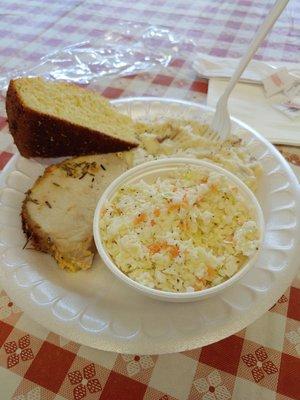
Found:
[209,0,289,142]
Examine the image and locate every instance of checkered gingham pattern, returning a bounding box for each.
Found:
[0,0,300,399]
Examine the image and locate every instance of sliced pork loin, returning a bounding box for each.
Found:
[22,154,127,271]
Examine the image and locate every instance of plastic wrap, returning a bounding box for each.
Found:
[0,24,194,93]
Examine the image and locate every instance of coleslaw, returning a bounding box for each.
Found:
[99,166,260,292]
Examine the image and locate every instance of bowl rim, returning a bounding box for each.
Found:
[93,158,265,301]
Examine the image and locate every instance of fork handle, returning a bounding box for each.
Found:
[220,0,289,101]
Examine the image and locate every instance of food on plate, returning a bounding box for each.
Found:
[22,154,127,271]
[99,167,260,292]
[6,77,140,158]
[123,119,262,191]
[17,87,262,273]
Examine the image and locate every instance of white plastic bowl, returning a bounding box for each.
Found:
[93,158,264,302]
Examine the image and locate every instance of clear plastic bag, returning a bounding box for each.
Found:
[0,23,195,93]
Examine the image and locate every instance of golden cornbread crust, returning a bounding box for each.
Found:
[6,79,138,158]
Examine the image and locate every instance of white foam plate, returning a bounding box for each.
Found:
[0,97,299,354]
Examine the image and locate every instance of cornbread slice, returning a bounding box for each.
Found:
[6,77,139,158]
[22,154,127,271]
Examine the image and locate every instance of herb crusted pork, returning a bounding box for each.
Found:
[22,154,127,271]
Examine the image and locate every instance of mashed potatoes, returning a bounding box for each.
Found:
[100,167,260,293]
[120,119,262,192]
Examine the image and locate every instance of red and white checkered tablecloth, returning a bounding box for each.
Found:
[0,1,299,399]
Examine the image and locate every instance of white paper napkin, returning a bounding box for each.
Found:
[193,55,300,84]
[207,80,300,145]
[193,55,300,145]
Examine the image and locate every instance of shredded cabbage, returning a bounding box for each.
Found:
[100,167,260,293]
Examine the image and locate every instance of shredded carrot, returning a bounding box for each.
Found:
[206,266,217,280]
[134,212,147,225]
[168,203,180,212]
[148,242,165,254]
[148,242,180,258]
[168,244,180,258]
[153,208,160,217]
[194,278,206,290]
